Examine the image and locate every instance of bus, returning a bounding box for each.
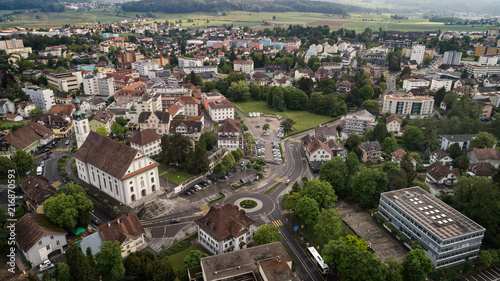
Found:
[306,247,329,275]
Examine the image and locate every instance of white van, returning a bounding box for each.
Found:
[36,166,43,176]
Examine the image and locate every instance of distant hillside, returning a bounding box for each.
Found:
[0,0,68,12]
[120,0,365,15]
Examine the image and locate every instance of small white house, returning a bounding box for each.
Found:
[129,129,162,157]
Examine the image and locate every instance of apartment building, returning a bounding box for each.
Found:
[410,44,426,64]
[131,60,163,77]
[47,71,82,92]
[430,79,453,92]
[134,94,162,115]
[138,111,171,135]
[201,92,227,110]
[22,86,55,111]
[130,129,162,157]
[403,79,430,92]
[208,100,234,123]
[0,39,32,54]
[382,94,434,118]
[178,57,204,67]
[217,118,242,152]
[340,110,376,136]
[379,187,485,269]
[82,72,115,97]
[183,65,218,74]
[442,51,462,66]
[233,60,254,74]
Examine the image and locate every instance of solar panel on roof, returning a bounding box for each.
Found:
[413,201,419,204]
[425,212,429,215]
[419,207,424,211]
[438,221,443,224]
[431,216,436,219]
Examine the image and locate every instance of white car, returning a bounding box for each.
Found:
[39,260,54,272]
[40,161,45,167]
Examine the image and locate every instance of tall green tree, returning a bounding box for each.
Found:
[29,107,43,119]
[55,262,72,281]
[295,196,320,225]
[400,153,417,183]
[385,258,403,281]
[319,157,349,197]
[402,126,424,152]
[253,224,282,245]
[350,168,387,207]
[300,179,337,208]
[280,118,296,133]
[386,168,408,191]
[359,85,374,100]
[44,194,78,229]
[372,122,391,143]
[115,116,128,127]
[65,243,95,281]
[199,131,217,151]
[284,192,303,211]
[187,145,209,175]
[96,127,108,136]
[96,241,125,281]
[402,248,433,281]
[227,80,250,101]
[184,250,208,269]
[383,136,399,154]
[12,150,33,174]
[361,100,380,116]
[314,208,343,242]
[161,133,193,167]
[0,156,12,178]
[470,132,497,148]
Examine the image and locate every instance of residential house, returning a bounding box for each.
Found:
[429,150,454,166]
[73,131,161,206]
[138,111,172,135]
[476,98,493,120]
[440,134,476,151]
[54,92,73,104]
[114,81,147,104]
[313,126,338,142]
[89,109,115,134]
[2,122,54,157]
[294,69,314,80]
[391,149,417,167]
[16,101,36,118]
[5,114,22,122]
[169,119,203,141]
[97,212,145,257]
[192,242,298,281]
[33,113,73,138]
[217,118,242,152]
[386,115,402,133]
[194,204,255,255]
[425,161,460,196]
[15,214,67,267]
[233,60,254,74]
[208,100,234,123]
[338,81,353,93]
[360,141,382,163]
[468,148,500,168]
[326,140,347,158]
[0,99,15,114]
[175,96,201,117]
[22,176,56,214]
[201,92,226,110]
[48,104,75,117]
[340,110,376,136]
[89,98,107,111]
[467,162,496,177]
[305,139,333,171]
[134,94,162,115]
[129,129,162,157]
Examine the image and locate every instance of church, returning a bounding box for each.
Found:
[72,97,161,206]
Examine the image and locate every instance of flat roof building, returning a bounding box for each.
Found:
[379,187,485,269]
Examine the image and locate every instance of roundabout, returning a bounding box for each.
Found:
[223,192,275,215]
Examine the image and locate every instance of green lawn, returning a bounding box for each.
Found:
[0,121,24,129]
[162,170,191,185]
[158,163,168,175]
[232,100,334,135]
[166,244,198,272]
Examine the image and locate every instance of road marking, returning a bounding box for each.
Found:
[272,220,283,227]
[482,269,498,279]
[52,181,62,188]
[54,148,70,152]
[200,205,210,212]
[275,177,285,183]
[258,224,268,229]
[490,266,500,276]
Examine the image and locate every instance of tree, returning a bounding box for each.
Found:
[402,126,424,151]
[345,134,361,151]
[400,153,417,183]
[386,168,408,191]
[227,80,250,101]
[280,118,296,133]
[199,131,217,151]
[12,150,33,174]
[350,168,387,207]
[359,85,374,100]
[345,152,360,178]
[44,194,78,229]
[423,56,432,66]
[187,145,209,175]
[221,153,236,170]
[55,183,93,227]
[65,243,94,281]
[0,156,12,178]
[111,123,127,139]
[402,248,433,281]
[319,157,349,197]
[298,77,314,95]
[161,133,193,167]
[470,132,497,148]
[184,250,208,269]
[314,208,343,242]
[55,262,72,281]
[96,241,125,281]
[262,123,270,132]
[96,127,108,136]
[401,66,411,76]
[213,163,226,177]
[372,122,391,143]
[386,258,403,281]
[29,107,43,119]
[446,143,463,159]
[301,179,338,208]
[253,224,282,245]
[116,116,128,127]
[361,100,380,116]
[383,136,399,154]
[295,196,320,225]
[249,83,261,100]
[284,192,302,210]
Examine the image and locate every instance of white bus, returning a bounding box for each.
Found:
[306,246,329,275]
[36,166,43,176]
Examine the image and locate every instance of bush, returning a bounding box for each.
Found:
[103,199,109,205]
[93,194,99,198]
[250,158,255,163]
[113,206,118,210]
[246,162,251,168]
[253,163,261,170]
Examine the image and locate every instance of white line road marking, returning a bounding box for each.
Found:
[468,275,479,281]
[490,267,500,276]
[278,230,317,281]
[478,271,493,281]
[483,268,498,279]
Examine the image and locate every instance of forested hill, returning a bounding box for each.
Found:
[121,0,365,15]
[0,0,67,12]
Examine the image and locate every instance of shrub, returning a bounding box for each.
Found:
[113,206,118,210]
[93,194,99,198]
[103,199,109,205]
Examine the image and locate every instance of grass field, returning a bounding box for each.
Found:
[232,100,333,133]
[0,121,24,129]
[166,244,198,272]
[0,9,489,32]
[162,170,191,185]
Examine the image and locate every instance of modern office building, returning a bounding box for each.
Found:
[379,187,485,269]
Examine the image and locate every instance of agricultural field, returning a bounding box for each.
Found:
[0,9,488,32]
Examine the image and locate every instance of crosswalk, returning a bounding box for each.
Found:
[288,138,301,143]
[52,181,62,188]
[54,148,71,152]
[272,220,283,227]
[275,177,286,183]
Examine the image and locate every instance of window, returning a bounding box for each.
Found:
[130,186,134,192]
[56,240,60,246]
[46,245,51,251]
[39,241,42,245]
[50,236,54,240]
[151,177,154,183]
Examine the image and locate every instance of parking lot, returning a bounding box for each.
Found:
[256,138,282,162]
[463,265,500,281]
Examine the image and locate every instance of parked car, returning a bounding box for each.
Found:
[42,148,50,153]
[194,185,202,191]
[43,155,49,160]
[220,175,228,180]
[255,125,260,128]
[92,217,101,225]
[65,140,70,145]
[46,151,52,155]
[170,218,181,224]
[183,190,192,196]
[200,181,208,187]
[205,180,212,185]
[39,260,54,272]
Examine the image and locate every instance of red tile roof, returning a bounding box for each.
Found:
[22,176,56,205]
[217,118,241,133]
[4,122,54,150]
[98,212,145,245]
[195,205,255,241]
[472,148,500,161]
[392,149,407,162]
[49,104,75,116]
[15,213,67,252]
[308,139,332,155]
[129,129,161,146]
